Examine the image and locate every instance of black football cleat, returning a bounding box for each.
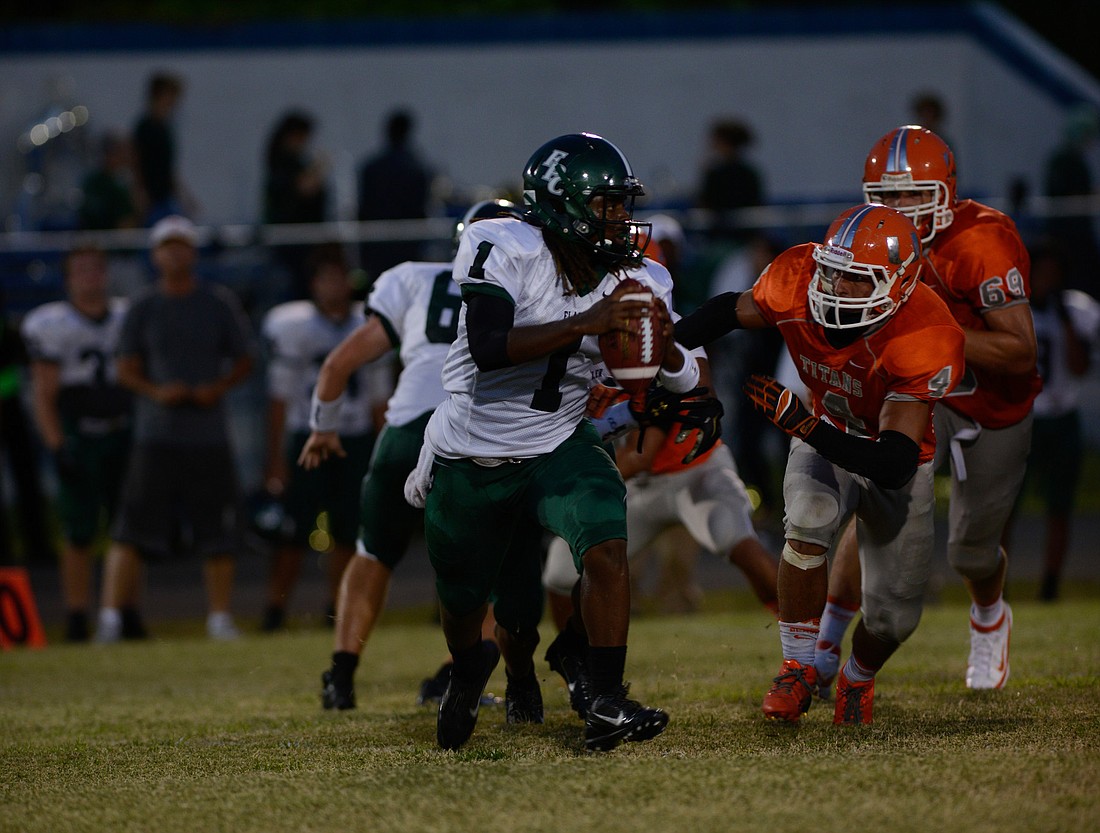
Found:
[505,669,544,725]
[584,687,669,752]
[436,640,500,750]
[321,670,356,711]
[544,629,594,720]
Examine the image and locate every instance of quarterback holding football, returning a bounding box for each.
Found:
[411,132,706,752]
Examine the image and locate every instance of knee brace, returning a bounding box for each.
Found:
[782,541,826,571]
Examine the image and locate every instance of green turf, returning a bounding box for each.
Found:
[2,597,1098,833]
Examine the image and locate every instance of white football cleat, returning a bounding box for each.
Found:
[95,608,122,644]
[966,602,1012,689]
[207,611,241,641]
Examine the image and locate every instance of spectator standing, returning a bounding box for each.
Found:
[697,118,764,243]
[357,109,434,281]
[910,91,956,157]
[22,246,133,641]
[132,72,195,225]
[1043,104,1100,297]
[95,216,253,642]
[1015,240,1100,601]
[262,111,330,299]
[79,132,139,231]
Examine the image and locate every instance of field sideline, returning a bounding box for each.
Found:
[2,592,1098,833]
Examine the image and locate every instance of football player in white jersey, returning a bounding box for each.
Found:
[300,201,522,711]
[403,133,702,751]
[259,244,392,631]
[22,245,136,642]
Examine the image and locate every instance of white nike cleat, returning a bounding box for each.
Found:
[966,602,1012,689]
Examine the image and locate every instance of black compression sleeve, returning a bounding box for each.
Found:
[465,291,515,371]
[673,291,742,349]
[805,425,921,490]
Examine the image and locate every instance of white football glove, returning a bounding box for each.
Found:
[403,438,436,509]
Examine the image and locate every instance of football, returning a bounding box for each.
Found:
[597,278,667,405]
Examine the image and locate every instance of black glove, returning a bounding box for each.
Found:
[630,385,725,464]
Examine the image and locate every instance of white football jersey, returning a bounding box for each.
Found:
[262,300,386,435]
[366,260,457,427]
[1031,288,1100,418]
[427,217,677,459]
[22,296,131,389]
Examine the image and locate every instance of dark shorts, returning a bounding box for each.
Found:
[283,430,374,547]
[57,429,131,546]
[424,421,626,620]
[1024,411,1083,514]
[358,414,429,569]
[112,443,241,558]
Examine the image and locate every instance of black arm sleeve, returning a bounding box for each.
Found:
[673,291,742,349]
[805,426,921,490]
[465,291,515,371]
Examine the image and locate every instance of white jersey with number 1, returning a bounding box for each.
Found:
[427,216,676,459]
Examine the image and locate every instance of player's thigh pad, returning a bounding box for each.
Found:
[674,444,758,555]
[624,475,678,558]
[491,519,546,635]
[857,461,936,644]
[939,409,1032,580]
[526,422,627,567]
[358,419,428,569]
[424,456,523,617]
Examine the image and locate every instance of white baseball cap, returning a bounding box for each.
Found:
[149,215,198,248]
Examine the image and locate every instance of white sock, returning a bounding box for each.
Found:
[842,654,875,684]
[818,597,859,649]
[779,620,819,666]
[971,597,1004,628]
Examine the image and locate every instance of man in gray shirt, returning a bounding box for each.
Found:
[96,215,254,641]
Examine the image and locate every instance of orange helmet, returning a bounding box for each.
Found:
[809,204,923,330]
[862,125,956,245]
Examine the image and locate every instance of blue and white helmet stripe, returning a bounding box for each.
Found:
[833,203,878,249]
[888,127,911,172]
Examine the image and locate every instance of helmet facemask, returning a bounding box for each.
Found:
[863,178,952,246]
[808,205,923,331]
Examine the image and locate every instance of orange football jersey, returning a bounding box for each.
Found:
[752,244,966,463]
[924,199,1041,428]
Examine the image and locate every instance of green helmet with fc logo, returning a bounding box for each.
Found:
[522,132,649,267]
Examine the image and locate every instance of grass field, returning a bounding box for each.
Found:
[2,591,1098,833]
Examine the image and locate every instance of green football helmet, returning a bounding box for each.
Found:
[522,132,648,266]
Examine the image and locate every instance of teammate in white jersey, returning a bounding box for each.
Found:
[301,201,522,711]
[407,133,703,752]
[22,245,136,642]
[259,245,392,631]
[1014,240,1100,600]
